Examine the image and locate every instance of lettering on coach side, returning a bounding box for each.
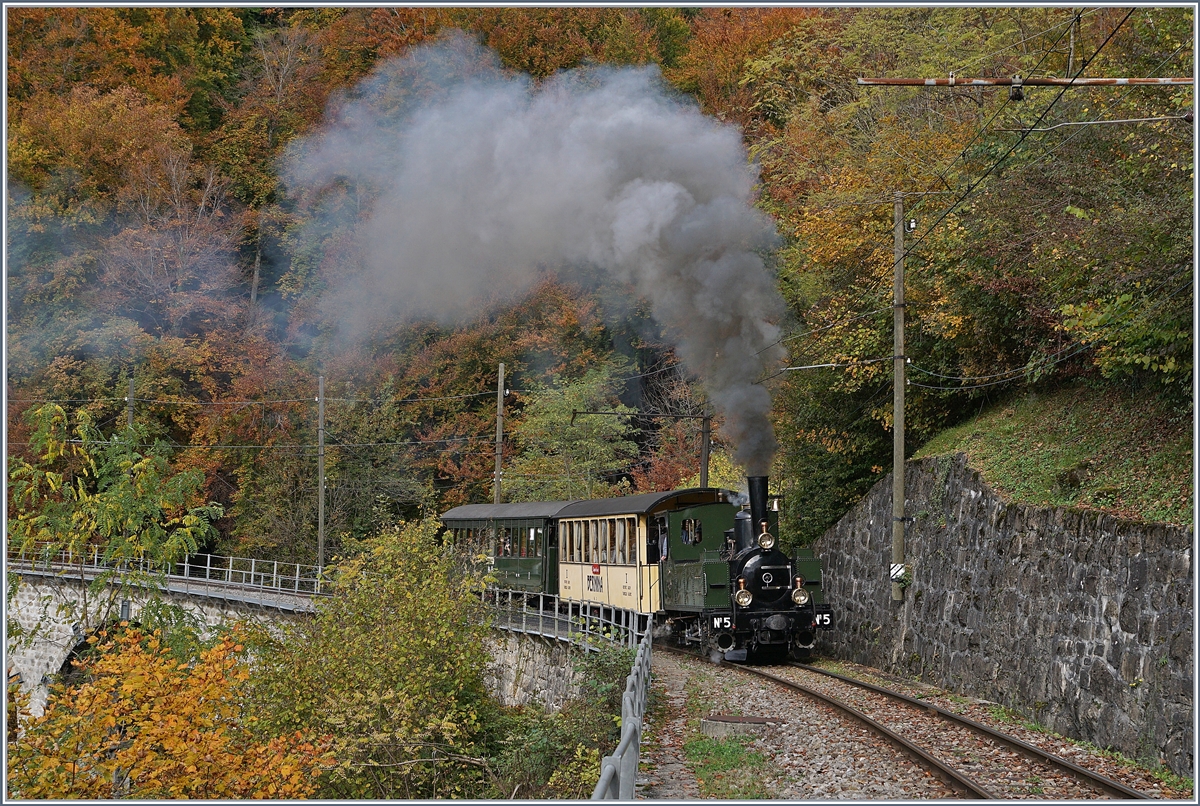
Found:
[586,575,604,592]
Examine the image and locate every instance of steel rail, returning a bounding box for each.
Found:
[654,645,994,799]
[793,663,1151,800]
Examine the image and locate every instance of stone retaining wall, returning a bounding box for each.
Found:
[484,633,583,711]
[813,453,1193,776]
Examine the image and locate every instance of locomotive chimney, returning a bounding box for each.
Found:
[748,475,769,534]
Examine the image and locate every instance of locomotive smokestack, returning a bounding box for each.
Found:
[748,475,769,534]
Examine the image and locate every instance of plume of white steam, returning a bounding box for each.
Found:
[284,33,786,475]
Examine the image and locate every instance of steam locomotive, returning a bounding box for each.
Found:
[441,474,832,661]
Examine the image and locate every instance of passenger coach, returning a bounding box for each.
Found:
[440,500,570,592]
[553,488,736,613]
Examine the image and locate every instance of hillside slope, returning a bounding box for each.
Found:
[913,384,1192,527]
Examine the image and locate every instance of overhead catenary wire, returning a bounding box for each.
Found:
[951,8,1105,74]
[781,48,1134,348]
[899,8,1136,265]
[908,8,1081,194]
[790,9,1147,393]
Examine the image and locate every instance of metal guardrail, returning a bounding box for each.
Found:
[592,621,653,800]
[7,545,333,611]
[481,588,649,649]
[478,588,654,800]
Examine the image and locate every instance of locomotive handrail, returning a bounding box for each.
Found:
[592,618,653,800]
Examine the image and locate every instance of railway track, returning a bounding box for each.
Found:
[654,644,1160,799]
[784,662,1149,800]
[643,646,957,799]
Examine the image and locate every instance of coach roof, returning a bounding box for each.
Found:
[555,488,737,519]
[441,501,576,522]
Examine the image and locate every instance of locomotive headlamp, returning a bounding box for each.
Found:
[791,587,811,606]
[756,532,776,550]
[734,578,753,607]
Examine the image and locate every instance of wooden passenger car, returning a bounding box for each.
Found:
[555,488,738,613]
[440,501,572,592]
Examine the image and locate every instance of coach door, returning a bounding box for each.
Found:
[544,524,559,595]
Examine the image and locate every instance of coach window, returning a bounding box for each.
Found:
[607,519,618,564]
[627,518,637,564]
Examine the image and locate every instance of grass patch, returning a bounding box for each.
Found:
[1075,740,1194,797]
[915,383,1192,526]
[985,706,1193,797]
[683,736,774,799]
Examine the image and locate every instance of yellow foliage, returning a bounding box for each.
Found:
[6,627,334,799]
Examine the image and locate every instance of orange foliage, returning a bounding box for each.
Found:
[8,8,183,113]
[630,420,702,492]
[7,627,334,799]
[667,8,813,125]
[466,8,659,78]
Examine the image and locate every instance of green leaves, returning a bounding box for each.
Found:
[242,519,492,798]
[1060,286,1192,387]
[7,404,223,600]
[505,361,639,502]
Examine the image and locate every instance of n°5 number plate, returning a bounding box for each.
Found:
[711,615,732,630]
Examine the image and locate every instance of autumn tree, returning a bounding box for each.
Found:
[505,362,639,502]
[7,405,222,633]
[6,7,248,130]
[629,370,713,492]
[241,520,493,798]
[6,627,333,799]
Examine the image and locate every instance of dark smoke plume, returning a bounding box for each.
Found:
[284,34,786,475]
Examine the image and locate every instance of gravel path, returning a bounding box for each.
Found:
[637,650,953,799]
